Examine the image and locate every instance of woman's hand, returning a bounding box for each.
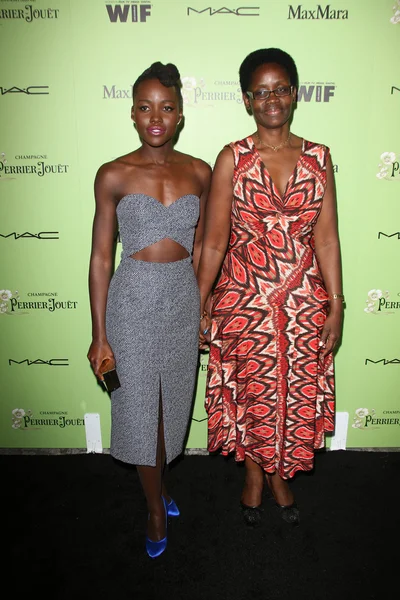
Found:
[319,306,343,360]
[199,311,212,349]
[87,340,115,381]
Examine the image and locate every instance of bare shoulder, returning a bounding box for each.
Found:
[95,157,120,183]
[94,161,116,194]
[174,150,212,187]
[214,145,234,172]
[95,151,138,192]
[175,150,210,171]
[217,145,234,162]
[191,156,212,184]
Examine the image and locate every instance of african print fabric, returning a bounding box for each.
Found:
[206,136,335,480]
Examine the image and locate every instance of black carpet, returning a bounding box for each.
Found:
[5,450,400,600]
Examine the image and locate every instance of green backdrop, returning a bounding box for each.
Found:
[1,0,399,451]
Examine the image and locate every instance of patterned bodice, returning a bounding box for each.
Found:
[230,136,329,247]
[216,136,331,304]
[116,193,199,260]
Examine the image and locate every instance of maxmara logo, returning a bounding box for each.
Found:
[0,290,78,315]
[0,86,49,96]
[105,2,151,22]
[187,6,260,16]
[364,289,400,315]
[352,408,400,430]
[0,153,69,181]
[0,6,60,22]
[103,85,132,100]
[288,4,348,19]
[12,409,84,431]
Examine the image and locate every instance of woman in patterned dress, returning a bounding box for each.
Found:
[196,48,343,526]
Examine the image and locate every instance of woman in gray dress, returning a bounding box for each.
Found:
[87,62,211,558]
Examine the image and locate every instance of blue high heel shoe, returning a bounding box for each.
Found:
[163,496,180,517]
[146,496,167,559]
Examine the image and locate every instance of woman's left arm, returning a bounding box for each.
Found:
[192,159,212,275]
[313,152,344,358]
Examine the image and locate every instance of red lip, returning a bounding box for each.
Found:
[147,127,166,135]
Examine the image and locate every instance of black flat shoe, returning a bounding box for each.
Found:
[240,502,263,527]
[276,501,300,525]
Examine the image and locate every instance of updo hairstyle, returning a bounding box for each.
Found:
[132,61,183,109]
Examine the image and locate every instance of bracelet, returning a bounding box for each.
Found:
[200,310,207,320]
[330,293,345,301]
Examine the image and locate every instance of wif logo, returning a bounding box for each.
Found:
[106,3,151,22]
[297,82,335,102]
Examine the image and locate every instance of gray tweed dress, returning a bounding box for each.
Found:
[105,193,200,466]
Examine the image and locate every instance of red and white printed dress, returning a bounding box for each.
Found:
[205,136,335,480]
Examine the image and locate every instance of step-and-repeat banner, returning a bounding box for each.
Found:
[1,0,399,452]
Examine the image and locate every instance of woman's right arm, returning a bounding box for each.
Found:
[87,164,118,380]
[196,147,234,330]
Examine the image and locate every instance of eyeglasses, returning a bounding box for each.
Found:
[246,85,293,101]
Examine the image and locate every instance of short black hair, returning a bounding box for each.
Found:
[239,48,299,93]
[132,61,183,109]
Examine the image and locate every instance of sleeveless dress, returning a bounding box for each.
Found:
[106,193,200,466]
[206,137,335,480]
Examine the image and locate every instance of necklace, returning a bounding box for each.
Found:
[255,131,291,152]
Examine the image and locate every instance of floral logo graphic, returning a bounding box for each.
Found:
[180,76,242,108]
[391,1,400,23]
[0,289,20,315]
[12,408,32,430]
[181,76,206,107]
[0,152,15,181]
[364,289,390,314]
[376,151,399,180]
[352,408,376,429]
